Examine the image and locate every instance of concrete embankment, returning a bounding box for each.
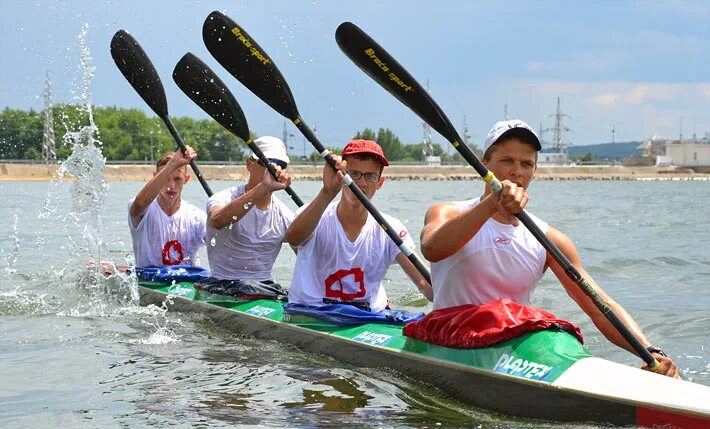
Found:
[1,162,709,181]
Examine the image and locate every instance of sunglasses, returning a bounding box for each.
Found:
[346,169,380,183]
[256,158,288,170]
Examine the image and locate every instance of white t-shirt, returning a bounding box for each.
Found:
[289,201,415,312]
[206,185,294,281]
[128,198,206,268]
[431,197,548,310]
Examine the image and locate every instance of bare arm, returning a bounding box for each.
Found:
[421,197,496,262]
[285,157,345,246]
[395,252,433,301]
[546,226,679,378]
[209,183,269,229]
[129,146,195,227]
[209,165,292,230]
[421,181,528,263]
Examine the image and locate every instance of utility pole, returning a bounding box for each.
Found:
[421,79,434,163]
[149,131,154,162]
[462,115,471,156]
[611,125,615,144]
[41,71,57,164]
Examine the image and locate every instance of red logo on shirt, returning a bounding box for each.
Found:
[324,268,366,301]
[494,236,511,244]
[399,230,407,239]
[162,240,185,265]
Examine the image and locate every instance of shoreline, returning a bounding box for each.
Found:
[2,162,709,181]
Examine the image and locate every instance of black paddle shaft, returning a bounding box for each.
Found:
[110,30,213,197]
[335,22,659,370]
[172,53,303,207]
[202,11,432,285]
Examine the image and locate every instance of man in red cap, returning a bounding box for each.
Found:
[286,139,432,312]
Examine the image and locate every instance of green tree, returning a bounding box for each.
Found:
[353,128,376,141]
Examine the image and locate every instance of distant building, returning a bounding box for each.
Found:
[538,151,571,165]
[665,140,710,168]
[625,134,710,170]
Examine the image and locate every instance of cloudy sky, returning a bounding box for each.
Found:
[1,0,708,154]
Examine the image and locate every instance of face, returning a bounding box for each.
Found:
[155,166,189,202]
[342,156,385,203]
[246,158,266,181]
[482,138,537,189]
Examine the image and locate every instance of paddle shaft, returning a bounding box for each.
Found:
[163,117,213,197]
[335,22,658,370]
[294,118,431,285]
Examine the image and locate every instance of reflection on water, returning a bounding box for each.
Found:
[283,371,374,412]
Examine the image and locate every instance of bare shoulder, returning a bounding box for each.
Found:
[424,202,460,225]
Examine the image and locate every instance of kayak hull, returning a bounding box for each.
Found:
[138,281,710,428]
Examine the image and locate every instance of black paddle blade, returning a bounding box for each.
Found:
[202,11,299,120]
[110,30,169,118]
[172,53,251,142]
[335,22,462,144]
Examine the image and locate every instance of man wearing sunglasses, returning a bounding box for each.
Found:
[286,139,433,313]
[200,136,295,298]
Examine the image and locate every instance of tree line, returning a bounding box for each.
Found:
[0,105,478,163]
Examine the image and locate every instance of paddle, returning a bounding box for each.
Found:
[172,53,304,207]
[335,22,660,370]
[202,11,432,285]
[110,30,213,197]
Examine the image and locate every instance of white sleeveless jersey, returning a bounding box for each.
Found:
[431,198,548,310]
[128,198,206,268]
[206,185,294,281]
[289,201,415,312]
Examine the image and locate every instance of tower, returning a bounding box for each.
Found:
[543,97,572,153]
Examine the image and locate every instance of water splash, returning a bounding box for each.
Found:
[3,210,22,276]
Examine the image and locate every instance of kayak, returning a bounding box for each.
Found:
[137,279,710,428]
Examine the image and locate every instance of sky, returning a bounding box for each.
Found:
[1,0,709,156]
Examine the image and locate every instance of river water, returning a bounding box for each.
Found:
[1,176,708,428]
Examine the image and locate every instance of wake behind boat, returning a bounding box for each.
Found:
[137,278,710,428]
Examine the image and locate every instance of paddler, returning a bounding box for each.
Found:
[128,146,206,268]
[200,136,294,297]
[419,119,679,378]
[285,139,433,312]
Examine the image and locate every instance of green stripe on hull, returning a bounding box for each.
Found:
[140,280,590,383]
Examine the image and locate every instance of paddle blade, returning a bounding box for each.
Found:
[335,22,462,144]
[173,53,251,142]
[110,30,169,118]
[202,11,299,120]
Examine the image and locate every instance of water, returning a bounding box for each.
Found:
[1,178,709,428]
[2,17,708,429]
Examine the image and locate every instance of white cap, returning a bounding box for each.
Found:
[483,119,541,154]
[251,136,289,165]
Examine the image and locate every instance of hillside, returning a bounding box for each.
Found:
[564,141,642,161]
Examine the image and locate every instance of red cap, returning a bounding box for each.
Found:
[341,139,389,166]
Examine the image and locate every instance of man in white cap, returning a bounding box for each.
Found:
[419,119,679,378]
[201,136,294,297]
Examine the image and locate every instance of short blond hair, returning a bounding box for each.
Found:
[155,152,188,173]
